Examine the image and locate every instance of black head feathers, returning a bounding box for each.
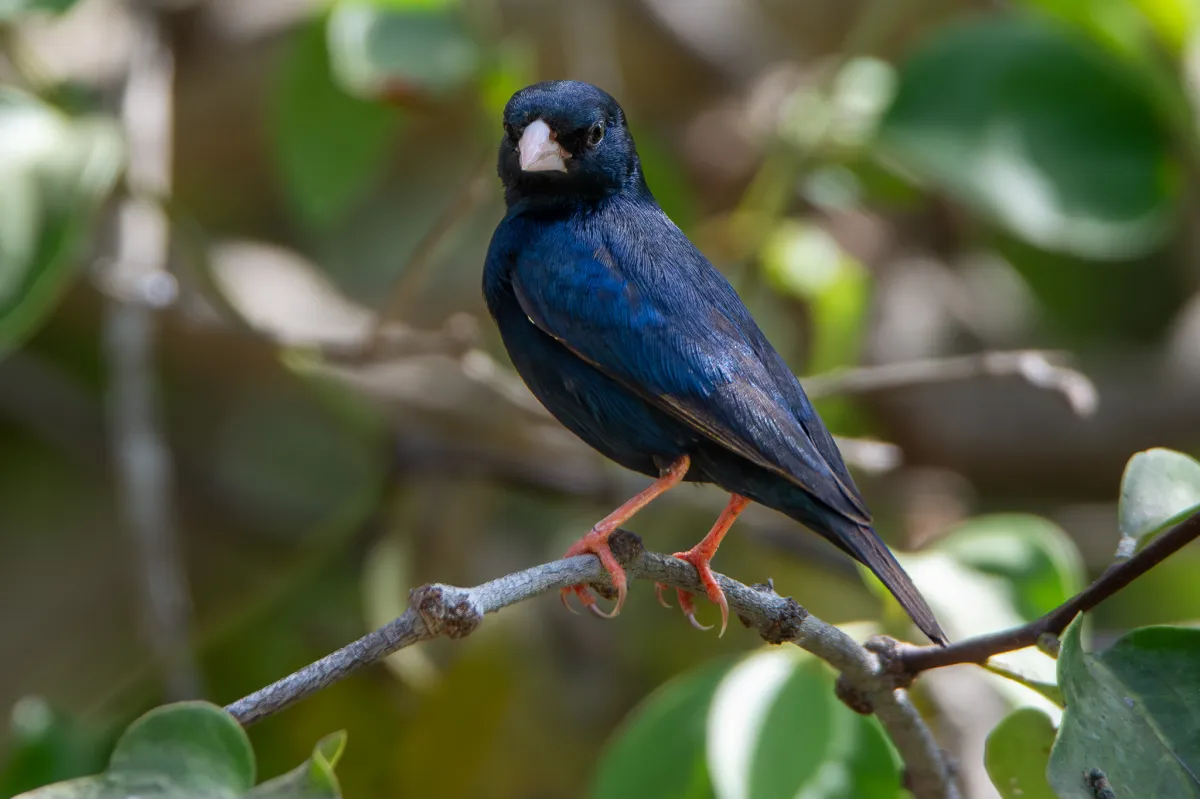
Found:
[498,81,644,210]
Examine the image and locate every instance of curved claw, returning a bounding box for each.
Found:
[654,582,673,609]
[684,609,713,632]
[588,602,618,619]
[672,550,731,637]
[560,588,581,615]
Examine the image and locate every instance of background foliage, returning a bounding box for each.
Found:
[2,0,1199,797]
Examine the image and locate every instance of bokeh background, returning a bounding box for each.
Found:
[2,0,1199,797]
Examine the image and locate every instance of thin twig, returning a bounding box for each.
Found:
[363,158,493,354]
[226,531,959,799]
[103,0,197,700]
[896,508,1200,674]
[802,349,1098,417]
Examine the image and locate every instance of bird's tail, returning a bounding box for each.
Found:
[832,520,949,646]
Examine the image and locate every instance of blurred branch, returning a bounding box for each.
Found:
[103,0,198,700]
[895,508,1200,675]
[803,349,1099,417]
[226,531,960,799]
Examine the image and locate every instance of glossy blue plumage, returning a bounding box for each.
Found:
[484,81,946,644]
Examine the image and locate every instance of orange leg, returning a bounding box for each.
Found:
[655,493,750,637]
[561,454,691,618]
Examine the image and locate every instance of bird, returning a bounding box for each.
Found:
[482,80,947,646]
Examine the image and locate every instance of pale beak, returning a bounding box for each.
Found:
[518,119,568,173]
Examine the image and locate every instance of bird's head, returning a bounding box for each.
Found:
[498,81,643,211]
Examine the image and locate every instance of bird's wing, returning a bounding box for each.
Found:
[509,229,870,524]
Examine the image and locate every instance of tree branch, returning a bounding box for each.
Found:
[103,0,197,701]
[895,508,1200,674]
[802,349,1098,417]
[225,530,960,799]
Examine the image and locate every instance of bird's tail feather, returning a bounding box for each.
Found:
[838,523,948,646]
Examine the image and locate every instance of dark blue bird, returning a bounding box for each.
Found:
[483,80,947,645]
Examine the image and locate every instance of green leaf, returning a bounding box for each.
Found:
[0,0,79,20]
[14,702,345,799]
[0,697,110,796]
[272,18,400,227]
[1116,447,1200,557]
[1048,619,1200,798]
[327,2,480,101]
[760,219,868,375]
[0,89,123,360]
[15,702,254,798]
[592,658,730,799]
[889,515,1084,705]
[706,648,900,799]
[985,707,1058,799]
[878,17,1180,259]
[245,732,346,799]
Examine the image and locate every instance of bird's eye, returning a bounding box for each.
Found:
[504,122,516,140]
[587,121,605,147]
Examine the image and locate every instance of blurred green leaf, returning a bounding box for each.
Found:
[878,17,1180,259]
[706,649,900,799]
[0,698,110,797]
[272,18,399,227]
[1116,447,1200,557]
[479,38,534,117]
[593,659,730,799]
[760,219,868,375]
[0,89,122,360]
[1048,619,1200,798]
[14,703,345,799]
[0,0,79,20]
[892,515,1085,706]
[984,707,1057,799]
[327,2,479,102]
[1024,0,1196,56]
[362,529,439,690]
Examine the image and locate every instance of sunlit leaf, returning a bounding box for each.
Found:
[878,18,1180,259]
[1116,447,1200,557]
[0,89,123,360]
[706,648,900,799]
[327,2,480,102]
[1048,619,1200,797]
[272,18,400,227]
[592,659,730,799]
[985,707,1057,799]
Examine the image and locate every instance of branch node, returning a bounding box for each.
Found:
[835,674,874,715]
[1037,631,1062,659]
[608,528,645,565]
[751,595,807,645]
[411,584,482,639]
[866,635,915,689]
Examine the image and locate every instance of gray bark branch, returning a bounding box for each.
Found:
[225,531,960,799]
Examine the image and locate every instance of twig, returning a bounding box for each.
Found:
[896,508,1200,674]
[226,531,959,799]
[802,349,1098,417]
[363,158,492,354]
[103,0,197,700]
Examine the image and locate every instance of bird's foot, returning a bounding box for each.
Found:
[560,525,628,618]
[656,548,729,636]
